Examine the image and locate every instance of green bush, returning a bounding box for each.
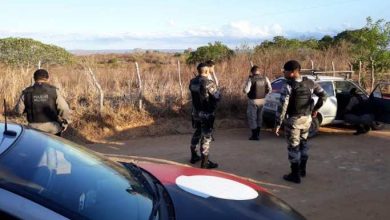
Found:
[186,41,234,64]
[0,37,74,67]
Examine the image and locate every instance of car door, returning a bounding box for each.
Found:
[317,81,337,125]
[369,83,390,123]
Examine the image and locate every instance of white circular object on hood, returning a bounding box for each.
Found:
[175,175,259,200]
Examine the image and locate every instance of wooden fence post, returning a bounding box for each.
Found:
[370,56,375,91]
[358,60,362,86]
[311,60,314,70]
[177,60,184,103]
[332,61,336,77]
[135,62,143,110]
[87,67,104,112]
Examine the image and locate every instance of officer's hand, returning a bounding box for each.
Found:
[312,111,318,118]
[274,126,280,136]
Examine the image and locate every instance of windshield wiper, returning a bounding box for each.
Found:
[122,162,162,220]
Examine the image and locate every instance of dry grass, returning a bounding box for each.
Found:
[0,49,382,142]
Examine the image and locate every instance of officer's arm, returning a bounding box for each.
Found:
[207,80,221,100]
[14,93,25,116]
[265,77,272,94]
[275,84,291,129]
[243,77,251,94]
[56,90,72,124]
[312,83,327,112]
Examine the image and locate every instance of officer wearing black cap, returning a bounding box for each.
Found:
[15,69,71,136]
[189,63,221,169]
[275,60,327,183]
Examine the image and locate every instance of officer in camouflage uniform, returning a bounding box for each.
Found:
[275,60,327,183]
[243,65,272,140]
[15,69,71,136]
[189,63,221,169]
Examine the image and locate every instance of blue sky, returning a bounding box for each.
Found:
[0,0,389,50]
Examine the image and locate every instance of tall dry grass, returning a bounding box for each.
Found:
[0,49,382,141]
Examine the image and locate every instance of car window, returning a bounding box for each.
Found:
[373,84,390,99]
[318,81,334,97]
[0,130,153,220]
[271,79,286,93]
[334,81,360,94]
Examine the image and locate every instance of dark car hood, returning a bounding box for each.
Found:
[139,163,305,220]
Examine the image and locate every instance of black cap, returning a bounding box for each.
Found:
[205,60,215,66]
[33,69,49,81]
[283,60,301,72]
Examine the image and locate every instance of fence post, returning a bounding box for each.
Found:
[87,67,104,112]
[311,60,314,70]
[332,61,336,77]
[135,62,143,110]
[177,60,184,103]
[370,56,375,91]
[358,60,362,86]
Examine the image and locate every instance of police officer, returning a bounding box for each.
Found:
[243,65,272,140]
[15,69,71,136]
[189,63,221,169]
[344,88,374,135]
[275,60,327,183]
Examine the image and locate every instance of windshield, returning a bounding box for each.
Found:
[0,128,153,220]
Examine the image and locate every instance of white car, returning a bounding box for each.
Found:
[262,75,389,136]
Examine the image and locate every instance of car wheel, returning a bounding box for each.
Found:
[371,121,384,130]
[308,117,320,138]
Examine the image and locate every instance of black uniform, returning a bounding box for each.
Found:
[189,75,220,167]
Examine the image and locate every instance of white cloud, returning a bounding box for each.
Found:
[0,21,340,50]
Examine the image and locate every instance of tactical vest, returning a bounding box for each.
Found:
[23,83,58,123]
[287,78,314,116]
[247,75,267,99]
[189,76,218,114]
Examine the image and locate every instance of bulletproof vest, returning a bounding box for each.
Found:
[189,76,218,114]
[247,75,267,99]
[189,76,202,113]
[287,78,314,116]
[23,83,58,123]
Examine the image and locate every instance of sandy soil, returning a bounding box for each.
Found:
[88,126,390,220]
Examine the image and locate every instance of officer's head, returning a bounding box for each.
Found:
[33,69,49,82]
[283,60,301,79]
[205,60,215,72]
[251,65,260,75]
[350,88,358,96]
[197,63,209,76]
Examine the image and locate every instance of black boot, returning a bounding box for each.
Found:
[283,163,301,183]
[300,159,307,177]
[200,155,218,169]
[249,129,259,140]
[353,125,366,135]
[190,148,201,164]
[256,127,261,139]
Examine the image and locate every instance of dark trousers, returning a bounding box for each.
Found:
[191,117,213,156]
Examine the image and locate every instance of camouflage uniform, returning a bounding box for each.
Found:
[276,77,327,171]
[189,75,221,168]
[15,82,71,135]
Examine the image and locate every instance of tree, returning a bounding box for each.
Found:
[186,42,234,64]
[334,17,390,72]
[0,37,74,71]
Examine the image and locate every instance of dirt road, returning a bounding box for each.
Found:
[88,127,390,220]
